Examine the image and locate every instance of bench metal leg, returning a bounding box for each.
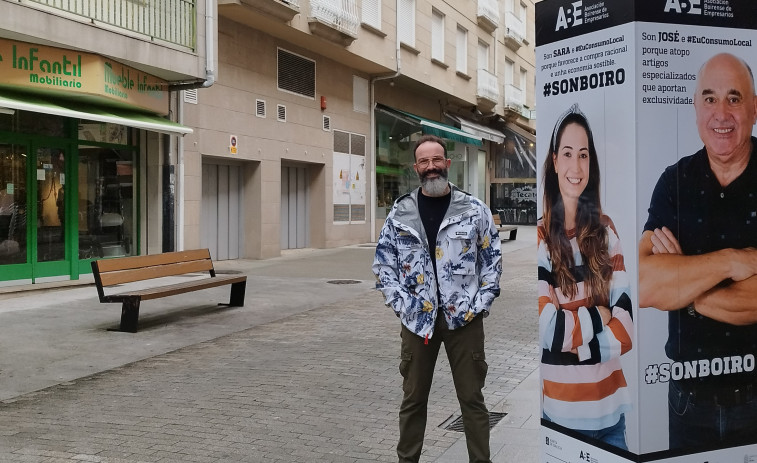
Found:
[509,229,517,241]
[228,281,246,307]
[120,299,141,333]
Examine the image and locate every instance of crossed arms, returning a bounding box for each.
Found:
[638,227,757,325]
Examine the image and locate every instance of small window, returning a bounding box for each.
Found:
[183,89,198,105]
[278,48,316,99]
[256,99,266,118]
[351,134,366,156]
[362,0,381,29]
[334,130,350,153]
[323,115,331,131]
[277,104,287,122]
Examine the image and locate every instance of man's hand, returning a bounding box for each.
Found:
[650,227,682,255]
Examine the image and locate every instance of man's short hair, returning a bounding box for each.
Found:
[413,134,448,161]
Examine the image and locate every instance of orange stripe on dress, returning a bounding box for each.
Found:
[542,369,627,402]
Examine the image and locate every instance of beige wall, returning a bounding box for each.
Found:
[182,18,373,258]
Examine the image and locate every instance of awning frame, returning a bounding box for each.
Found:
[445,113,506,144]
[0,89,192,136]
[375,103,482,146]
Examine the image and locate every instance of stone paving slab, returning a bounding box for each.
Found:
[0,228,539,462]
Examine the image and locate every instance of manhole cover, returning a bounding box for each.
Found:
[440,412,507,432]
[327,279,362,284]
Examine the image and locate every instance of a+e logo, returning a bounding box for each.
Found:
[663,0,702,14]
[555,1,583,31]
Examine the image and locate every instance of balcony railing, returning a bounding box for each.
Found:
[477,69,499,105]
[25,0,196,49]
[477,0,499,33]
[504,11,525,50]
[309,0,359,40]
[504,84,524,112]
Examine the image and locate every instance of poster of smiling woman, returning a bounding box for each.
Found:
[536,1,757,462]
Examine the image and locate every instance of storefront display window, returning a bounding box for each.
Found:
[490,126,537,224]
[78,146,135,259]
[0,144,27,265]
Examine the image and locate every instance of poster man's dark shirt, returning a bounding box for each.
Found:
[644,137,757,387]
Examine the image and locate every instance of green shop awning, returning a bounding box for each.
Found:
[0,89,193,136]
[376,103,482,146]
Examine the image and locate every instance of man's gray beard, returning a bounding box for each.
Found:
[421,175,449,197]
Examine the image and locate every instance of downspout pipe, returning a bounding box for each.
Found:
[369,0,402,242]
[170,0,216,91]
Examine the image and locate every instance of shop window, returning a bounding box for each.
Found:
[0,110,66,137]
[333,130,366,223]
[490,129,537,225]
[78,147,136,259]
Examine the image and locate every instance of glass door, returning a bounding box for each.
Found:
[33,145,71,279]
[0,143,29,273]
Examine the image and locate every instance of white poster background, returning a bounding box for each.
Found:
[536,20,639,459]
[635,20,757,454]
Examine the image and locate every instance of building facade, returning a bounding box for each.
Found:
[0,0,536,285]
[190,0,537,262]
[0,0,211,284]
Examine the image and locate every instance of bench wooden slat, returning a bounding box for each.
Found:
[104,274,247,302]
[95,249,212,272]
[98,259,214,287]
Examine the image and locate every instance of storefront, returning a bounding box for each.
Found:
[0,39,191,284]
[489,123,536,225]
[374,103,483,221]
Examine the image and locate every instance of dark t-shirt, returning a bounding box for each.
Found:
[417,190,451,290]
[644,139,757,386]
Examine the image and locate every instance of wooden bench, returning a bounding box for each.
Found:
[493,214,518,241]
[91,249,247,333]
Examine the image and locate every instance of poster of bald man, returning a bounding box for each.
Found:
[537,0,757,462]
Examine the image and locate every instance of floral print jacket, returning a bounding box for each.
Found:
[372,185,502,340]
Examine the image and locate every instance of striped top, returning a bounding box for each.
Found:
[537,215,633,431]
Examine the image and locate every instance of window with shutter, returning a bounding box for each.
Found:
[431,9,444,62]
[362,0,381,30]
[456,26,467,74]
[398,0,415,47]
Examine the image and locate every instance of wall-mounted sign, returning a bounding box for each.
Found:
[0,38,169,114]
[229,135,238,155]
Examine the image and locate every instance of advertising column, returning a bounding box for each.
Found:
[537,0,757,462]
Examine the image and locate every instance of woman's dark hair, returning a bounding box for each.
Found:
[541,107,611,306]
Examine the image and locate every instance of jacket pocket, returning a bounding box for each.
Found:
[447,225,477,276]
[397,238,424,284]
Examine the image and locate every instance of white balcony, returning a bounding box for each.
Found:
[477,0,499,33]
[504,11,525,50]
[477,69,499,109]
[308,0,359,46]
[504,84,524,114]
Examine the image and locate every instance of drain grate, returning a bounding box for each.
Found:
[215,270,243,274]
[441,412,507,432]
[327,279,362,284]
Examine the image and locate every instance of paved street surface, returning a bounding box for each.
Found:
[0,227,539,462]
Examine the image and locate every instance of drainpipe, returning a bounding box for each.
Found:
[168,0,216,252]
[369,0,402,242]
[177,91,185,251]
[170,0,216,90]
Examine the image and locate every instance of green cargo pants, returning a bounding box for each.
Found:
[397,313,490,463]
